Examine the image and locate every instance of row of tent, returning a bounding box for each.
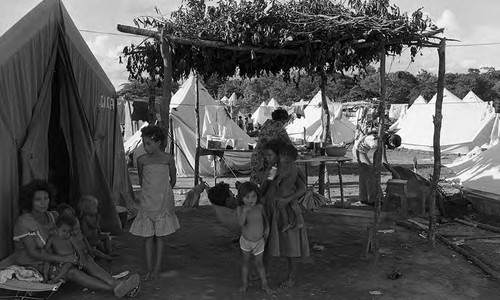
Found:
[391,89,498,154]
[0,0,133,259]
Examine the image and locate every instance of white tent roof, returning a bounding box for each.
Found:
[251,101,273,126]
[228,92,237,106]
[286,91,355,143]
[396,89,496,154]
[413,95,427,105]
[267,98,280,107]
[462,90,485,104]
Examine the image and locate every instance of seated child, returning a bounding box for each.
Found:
[207,181,237,209]
[57,204,112,262]
[236,182,274,295]
[43,215,82,283]
[275,143,304,232]
[78,195,112,254]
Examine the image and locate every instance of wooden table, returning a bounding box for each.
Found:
[296,156,352,206]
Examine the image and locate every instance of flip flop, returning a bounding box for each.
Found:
[112,271,130,279]
[114,274,140,298]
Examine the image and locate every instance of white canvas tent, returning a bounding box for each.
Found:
[251,101,273,126]
[395,89,496,154]
[124,76,254,177]
[267,98,280,108]
[286,91,355,144]
[390,95,425,131]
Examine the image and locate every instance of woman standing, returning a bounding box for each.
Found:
[250,109,293,185]
[260,139,310,289]
[0,180,140,298]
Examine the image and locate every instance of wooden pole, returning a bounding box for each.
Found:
[160,30,172,146]
[429,39,446,246]
[194,73,201,186]
[371,41,387,255]
[318,71,329,195]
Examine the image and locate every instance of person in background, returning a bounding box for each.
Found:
[238,116,244,130]
[250,108,293,185]
[246,114,254,133]
[78,196,112,255]
[352,130,401,205]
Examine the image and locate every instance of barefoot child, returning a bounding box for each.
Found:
[78,196,112,255]
[129,125,180,281]
[43,215,83,283]
[236,182,274,295]
[274,143,304,232]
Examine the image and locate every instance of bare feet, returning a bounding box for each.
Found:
[239,285,248,293]
[262,285,276,295]
[280,278,295,289]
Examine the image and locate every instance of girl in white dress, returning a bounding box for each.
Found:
[129,125,180,281]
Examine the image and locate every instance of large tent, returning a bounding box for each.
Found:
[125,76,254,177]
[267,98,280,108]
[286,91,355,144]
[395,89,496,154]
[446,114,500,199]
[0,0,133,258]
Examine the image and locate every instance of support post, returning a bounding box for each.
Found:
[160,30,173,141]
[429,39,446,245]
[318,71,330,195]
[194,73,201,186]
[370,41,387,256]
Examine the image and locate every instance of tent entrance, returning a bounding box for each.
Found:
[48,57,72,206]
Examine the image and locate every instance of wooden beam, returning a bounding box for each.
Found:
[160,30,172,148]
[318,71,329,195]
[194,73,201,186]
[429,39,446,246]
[117,24,301,55]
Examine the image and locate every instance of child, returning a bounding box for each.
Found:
[78,196,112,255]
[236,182,274,295]
[207,181,237,209]
[43,215,82,283]
[58,204,112,262]
[129,125,180,281]
[274,143,304,232]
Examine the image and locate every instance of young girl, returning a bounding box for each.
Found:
[129,125,179,281]
[78,196,112,255]
[236,182,274,295]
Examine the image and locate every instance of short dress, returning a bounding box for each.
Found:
[129,163,180,237]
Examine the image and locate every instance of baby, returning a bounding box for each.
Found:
[275,143,304,232]
[43,215,82,283]
[78,195,112,254]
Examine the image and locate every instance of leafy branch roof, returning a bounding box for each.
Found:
[122,0,443,83]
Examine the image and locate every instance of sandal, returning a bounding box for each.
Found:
[126,285,140,298]
[114,274,140,298]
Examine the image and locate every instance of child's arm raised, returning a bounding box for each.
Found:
[236,206,250,227]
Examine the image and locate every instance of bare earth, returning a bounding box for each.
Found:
[27,148,500,299]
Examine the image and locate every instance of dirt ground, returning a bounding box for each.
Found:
[25,148,500,299]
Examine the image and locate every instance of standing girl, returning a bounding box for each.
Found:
[236,182,274,295]
[129,125,180,281]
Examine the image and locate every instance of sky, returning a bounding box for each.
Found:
[1,0,500,90]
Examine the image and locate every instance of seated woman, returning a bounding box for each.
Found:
[0,180,139,298]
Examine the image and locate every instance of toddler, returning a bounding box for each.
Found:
[275,143,304,232]
[236,182,274,295]
[78,195,112,254]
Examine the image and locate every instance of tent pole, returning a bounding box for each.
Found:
[194,72,201,186]
[429,39,446,246]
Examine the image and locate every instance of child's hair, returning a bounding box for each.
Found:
[56,203,76,216]
[56,214,77,228]
[279,143,298,161]
[207,181,231,206]
[141,125,165,143]
[78,195,99,216]
[236,181,261,206]
[262,138,286,156]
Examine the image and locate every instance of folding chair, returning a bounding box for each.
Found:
[0,280,62,300]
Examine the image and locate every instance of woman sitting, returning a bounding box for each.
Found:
[0,180,139,298]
